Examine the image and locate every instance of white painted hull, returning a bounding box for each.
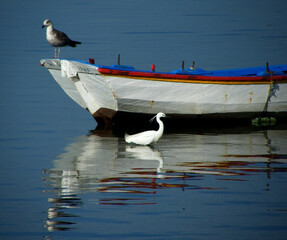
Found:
[42,59,87,109]
[106,75,282,115]
[40,59,287,120]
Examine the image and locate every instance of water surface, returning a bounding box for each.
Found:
[42,129,287,239]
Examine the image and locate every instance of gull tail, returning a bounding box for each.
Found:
[69,40,81,47]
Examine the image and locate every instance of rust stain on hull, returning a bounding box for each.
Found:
[93,108,116,128]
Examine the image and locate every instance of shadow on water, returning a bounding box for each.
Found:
[106,112,287,136]
[42,125,287,232]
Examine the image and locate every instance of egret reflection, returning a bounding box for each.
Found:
[125,145,164,175]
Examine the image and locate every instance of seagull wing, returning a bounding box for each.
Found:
[55,29,81,47]
[53,29,73,46]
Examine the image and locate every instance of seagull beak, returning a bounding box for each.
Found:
[41,25,45,29]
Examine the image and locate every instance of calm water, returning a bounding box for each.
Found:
[1,0,287,239]
[39,129,287,240]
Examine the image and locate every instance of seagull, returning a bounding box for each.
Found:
[42,19,81,58]
[125,112,166,146]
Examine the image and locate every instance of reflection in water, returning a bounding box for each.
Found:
[43,169,83,231]
[125,145,164,174]
[42,129,287,232]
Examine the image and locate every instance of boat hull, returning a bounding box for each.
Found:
[40,59,287,122]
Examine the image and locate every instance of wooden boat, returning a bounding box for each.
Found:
[40,58,287,125]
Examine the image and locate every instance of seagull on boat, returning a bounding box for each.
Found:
[42,19,81,58]
[125,112,166,146]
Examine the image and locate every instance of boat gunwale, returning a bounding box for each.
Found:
[97,67,287,85]
[40,59,287,84]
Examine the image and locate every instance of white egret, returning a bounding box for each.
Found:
[42,19,81,58]
[125,112,166,145]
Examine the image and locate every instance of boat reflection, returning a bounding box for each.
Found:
[42,129,287,231]
[44,169,83,231]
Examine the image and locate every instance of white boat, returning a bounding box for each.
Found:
[40,58,287,124]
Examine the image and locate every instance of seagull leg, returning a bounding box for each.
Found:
[54,48,57,58]
[58,47,61,58]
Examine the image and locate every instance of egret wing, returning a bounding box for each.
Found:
[125,130,156,145]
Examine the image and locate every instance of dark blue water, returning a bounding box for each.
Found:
[1,0,287,239]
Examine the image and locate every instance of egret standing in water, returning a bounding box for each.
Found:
[125,112,166,146]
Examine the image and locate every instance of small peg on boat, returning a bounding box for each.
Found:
[182,60,185,70]
[151,64,155,72]
[89,58,95,64]
[118,54,121,65]
[190,61,195,70]
[266,61,270,74]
